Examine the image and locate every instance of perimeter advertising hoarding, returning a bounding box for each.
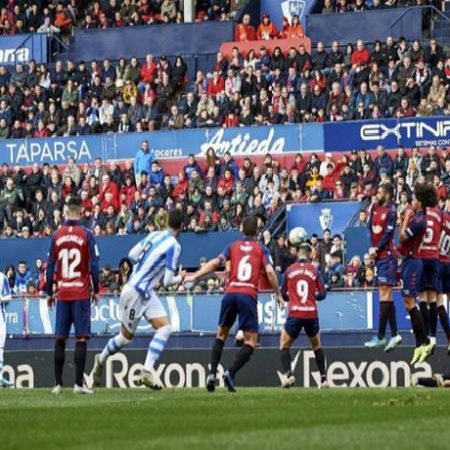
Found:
[3,348,443,388]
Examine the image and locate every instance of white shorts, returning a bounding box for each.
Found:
[119,284,167,334]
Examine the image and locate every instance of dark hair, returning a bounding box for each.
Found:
[168,209,184,230]
[381,181,394,199]
[67,196,82,208]
[414,183,438,208]
[242,215,258,237]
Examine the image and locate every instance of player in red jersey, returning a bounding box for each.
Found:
[46,197,100,394]
[437,199,450,354]
[398,184,436,365]
[417,196,442,351]
[279,243,327,388]
[365,182,401,351]
[185,215,283,392]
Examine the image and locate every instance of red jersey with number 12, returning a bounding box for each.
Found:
[219,239,272,300]
[283,260,325,319]
[48,223,99,301]
[439,212,450,264]
[418,207,442,260]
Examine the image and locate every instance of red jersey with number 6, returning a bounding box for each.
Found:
[48,221,99,301]
[283,260,326,319]
[418,207,442,260]
[439,212,450,264]
[219,239,273,300]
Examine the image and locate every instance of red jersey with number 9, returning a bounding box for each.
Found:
[439,212,450,264]
[219,239,272,300]
[48,222,99,301]
[283,260,326,319]
[418,207,442,260]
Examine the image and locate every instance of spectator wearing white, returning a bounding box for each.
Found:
[259,166,280,193]
[99,98,115,125]
[320,152,335,177]
[37,16,61,34]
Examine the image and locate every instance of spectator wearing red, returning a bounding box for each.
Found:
[217,168,234,196]
[395,97,416,118]
[223,113,239,128]
[101,191,119,212]
[98,173,119,206]
[279,15,304,39]
[120,175,137,205]
[235,13,257,42]
[351,40,370,69]
[173,171,189,200]
[140,54,157,85]
[54,3,73,33]
[207,71,225,98]
[257,14,278,40]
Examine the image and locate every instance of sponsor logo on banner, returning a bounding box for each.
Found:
[4,348,440,388]
[7,140,93,165]
[199,128,286,157]
[360,119,450,147]
[0,48,29,64]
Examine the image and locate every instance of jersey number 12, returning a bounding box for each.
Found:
[59,248,81,279]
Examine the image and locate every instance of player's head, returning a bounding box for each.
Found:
[168,209,184,236]
[242,215,258,238]
[66,196,82,219]
[376,182,394,205]
[298,243,312,260]
[413,183,438,212]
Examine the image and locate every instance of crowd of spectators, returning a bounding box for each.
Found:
[318,0,432,13]
[0,0,231,38]
[0,31,449,138]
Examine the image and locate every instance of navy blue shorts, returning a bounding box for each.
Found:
[284,316,320,340]
[401,258,423,298]
[420,259,441,293]
[55,300,91,339]
[376,256,397,287]
[439,262,450,294]
[218,293,258,333]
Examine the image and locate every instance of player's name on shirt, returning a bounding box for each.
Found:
[427,209,443,222]
[55,234,85,247]
[287,267,317,280]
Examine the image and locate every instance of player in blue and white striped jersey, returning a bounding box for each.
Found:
[90,209,185,390]
[0,271,13,388]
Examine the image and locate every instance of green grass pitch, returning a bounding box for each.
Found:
[1,388,450,450]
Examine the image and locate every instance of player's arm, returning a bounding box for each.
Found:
[399,210,423,243]
[375,207,397,252]
[1,274,12,302]
[163,243,183,288]
[46,236,56,306]
[88,232,100,302]
[185,257,222,284]
[263,246,284,309]
[128,239,144,264]
[280,272,289,302]
[315,271,327,301]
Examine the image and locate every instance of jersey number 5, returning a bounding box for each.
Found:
[59,248,81,279]
[237,255,252,281]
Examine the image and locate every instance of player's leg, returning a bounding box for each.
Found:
[419,260,432,336]
[279,317,300,388]
[308,331,328,388]
[72,299,93,394]
[0,303,12,387]
[438,262,450,354]
[223,295,258,392]
[92,285,138,386]
[205,294,236,392]
[427,260,442,350]
[138,292,171,389]
[52,300,72,393]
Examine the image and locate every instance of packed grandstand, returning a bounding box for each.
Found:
[0,0,449,295]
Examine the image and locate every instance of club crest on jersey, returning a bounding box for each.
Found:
[381,214,386,220]
[319,208,333,230]
[372,225,383,234]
